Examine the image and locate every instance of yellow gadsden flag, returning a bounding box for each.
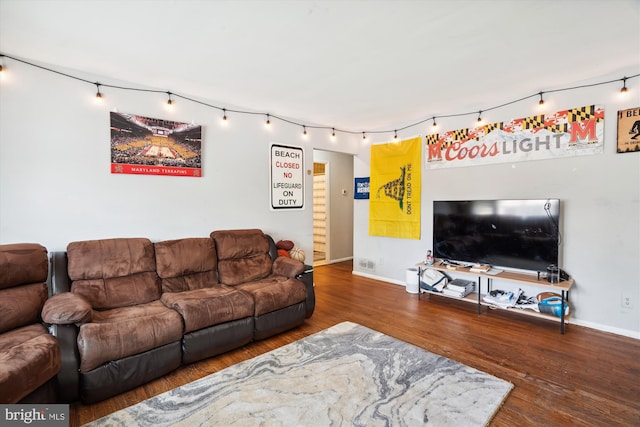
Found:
[369,137,421,239]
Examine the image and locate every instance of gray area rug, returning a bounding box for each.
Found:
[84,322,512,426]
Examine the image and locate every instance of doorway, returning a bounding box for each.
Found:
[312,149,354,267]
[313,162,328,265]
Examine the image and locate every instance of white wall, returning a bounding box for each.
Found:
[1,58,639,338]
[354,68,640,338]
[0,60,360,263]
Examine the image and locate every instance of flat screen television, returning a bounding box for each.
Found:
[433,199,560,272]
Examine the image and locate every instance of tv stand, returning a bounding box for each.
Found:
[416,259,574,334]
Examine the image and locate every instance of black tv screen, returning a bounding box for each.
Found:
[433,199,560,272]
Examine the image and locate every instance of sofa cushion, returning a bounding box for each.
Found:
[0,243,48,290]
[0,282,47,334]
[155,238,218,292]
[0,324,61,404]
[71,272,161,310]
[235,276,307,317]
[161,286,254,333]
[41,292,93,325]
[77,300,183,373]
[67,238,160,309]
[211,229,272,286]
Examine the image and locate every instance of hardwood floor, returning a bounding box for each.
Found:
[70,261,640,426]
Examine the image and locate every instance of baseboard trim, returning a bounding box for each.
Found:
[315,256,353,267]
[329,256,353,264]
[569,319,640,339]
[352,270,405,287]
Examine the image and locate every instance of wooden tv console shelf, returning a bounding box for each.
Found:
[415,259,574,334]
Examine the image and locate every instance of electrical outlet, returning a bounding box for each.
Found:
[621,294,632,309]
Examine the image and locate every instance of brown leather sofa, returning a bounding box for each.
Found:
[42,229,314,404]
[0,243,61,404]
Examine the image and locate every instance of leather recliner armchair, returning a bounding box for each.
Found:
[0,243,61,403]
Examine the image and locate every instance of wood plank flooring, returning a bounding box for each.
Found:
[70,261,640,426]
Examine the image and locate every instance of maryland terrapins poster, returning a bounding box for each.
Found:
[369,137,421,239]
[110,112,202,177]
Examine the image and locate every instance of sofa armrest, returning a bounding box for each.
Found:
[42,292,92,325]
[48,323,80,403]
[50,251,71,295]
[265,234,279,262]
[273,256,305,278]
[296,266,315,318]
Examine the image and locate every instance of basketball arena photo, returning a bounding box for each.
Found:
[110,112,202,177]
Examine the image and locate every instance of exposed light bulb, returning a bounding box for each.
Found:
[331,128,336,141]
[95,83,103,103]
[620,77,628,96]
[221,108,228,126]
[476,111,483,126]
[394,130,398,141]
[166,92,174,109]
[302,126,308,138]
[538,92,545,109]
[432,117,438,131]
[265,114,271,129]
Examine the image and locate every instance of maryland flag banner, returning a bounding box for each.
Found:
[425,105,604,168]
[369,137,421,239]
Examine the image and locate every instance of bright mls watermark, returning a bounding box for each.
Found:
[1,405,68,426]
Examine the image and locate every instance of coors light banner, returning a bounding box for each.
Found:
[425,105,604,169]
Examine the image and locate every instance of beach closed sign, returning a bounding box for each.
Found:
[270,143,304,210]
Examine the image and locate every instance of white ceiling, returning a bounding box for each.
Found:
[1,0,639,132]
